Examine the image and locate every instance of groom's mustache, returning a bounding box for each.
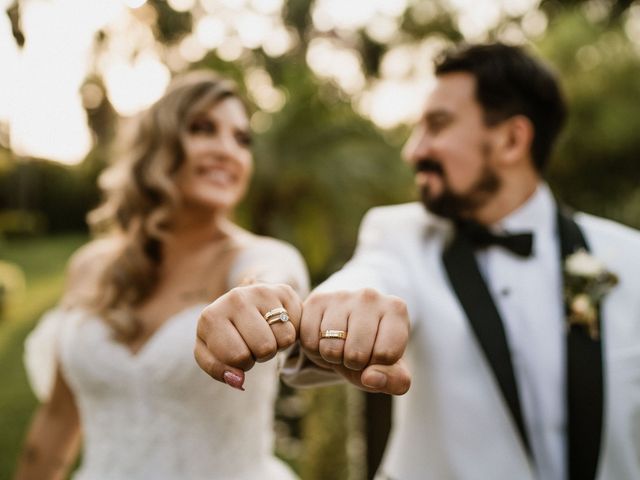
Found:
[415,159,444,176]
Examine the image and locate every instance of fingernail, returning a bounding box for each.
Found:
[362,370,387,389]
[223,371,245,391]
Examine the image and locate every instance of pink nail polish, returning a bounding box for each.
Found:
[223,371,245,391]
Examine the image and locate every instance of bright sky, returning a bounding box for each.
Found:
[0,0,541,165]
[0,0,125,163]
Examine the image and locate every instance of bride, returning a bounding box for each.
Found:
[15,70,308,480]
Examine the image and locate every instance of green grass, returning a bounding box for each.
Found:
[0,234,87,479]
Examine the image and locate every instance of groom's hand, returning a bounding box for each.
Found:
[300,288,411,395]
[195,284,302,390]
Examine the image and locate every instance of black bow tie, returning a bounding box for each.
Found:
[455,220,534,257]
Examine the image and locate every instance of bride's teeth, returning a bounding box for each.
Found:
[207,170,232,184]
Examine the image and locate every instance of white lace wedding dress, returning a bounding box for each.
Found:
[24,240,308,480]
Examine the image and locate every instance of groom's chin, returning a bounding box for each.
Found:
[419,186,447,218]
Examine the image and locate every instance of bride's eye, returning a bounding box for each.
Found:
[235,130,252,147]
[188,119,216,135]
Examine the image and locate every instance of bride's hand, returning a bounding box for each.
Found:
[194,284,302,390]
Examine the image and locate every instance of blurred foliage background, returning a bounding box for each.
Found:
[1,0,640,479]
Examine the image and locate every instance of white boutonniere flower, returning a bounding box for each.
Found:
[564,249,618,340]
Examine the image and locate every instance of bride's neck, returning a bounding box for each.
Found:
[164,211,232,258]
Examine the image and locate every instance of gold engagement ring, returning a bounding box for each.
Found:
[264,307,290,325]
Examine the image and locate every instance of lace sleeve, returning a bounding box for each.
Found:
[227,238,310,298]
[23,308,66,402]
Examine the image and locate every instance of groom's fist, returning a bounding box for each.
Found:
[195,284,302,390]
[299,288,411,395]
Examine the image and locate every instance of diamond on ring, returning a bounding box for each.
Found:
[265,307,290,325]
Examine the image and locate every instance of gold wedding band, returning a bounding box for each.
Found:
[264,307,290,325]
[320,329,347,340]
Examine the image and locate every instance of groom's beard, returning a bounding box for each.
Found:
[417,145,501,221]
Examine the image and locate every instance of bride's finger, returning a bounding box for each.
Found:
[265,313,297,351]
[198,306,256,371]
[274,283,302,333]
[268,284,301,350]
[228,302,278,363]
[232,285,299,359]
[194,336,246,391]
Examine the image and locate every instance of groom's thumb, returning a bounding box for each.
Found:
[361,360,411,395]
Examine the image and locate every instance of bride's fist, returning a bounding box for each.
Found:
[195,284,302,390]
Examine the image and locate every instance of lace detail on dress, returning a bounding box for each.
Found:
[63,305,295,480]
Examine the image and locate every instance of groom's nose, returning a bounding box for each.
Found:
[402,123,432,167]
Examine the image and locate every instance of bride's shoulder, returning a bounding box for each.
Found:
[224,226,309,294]
[226,226,302,259]
[67,237,121,277]
[24,239,122,401]
[62,236,123,304]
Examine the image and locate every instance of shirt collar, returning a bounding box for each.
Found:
[425,182,557,242]
[496,182,556,236]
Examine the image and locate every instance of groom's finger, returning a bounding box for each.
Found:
[329,359,411,395]
[370,297,410,366]
[299,292,328,354]
[318,303,349,365]
[342,301,380,371]
[360,360,411,395]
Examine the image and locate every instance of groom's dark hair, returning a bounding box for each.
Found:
[434,42,567,172]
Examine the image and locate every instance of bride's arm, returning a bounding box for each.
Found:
[15,241,101,480]
[14,368,81,480]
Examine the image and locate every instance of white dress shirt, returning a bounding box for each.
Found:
[478,184,566,480]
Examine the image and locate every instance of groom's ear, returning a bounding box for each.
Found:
[494,115,534,168]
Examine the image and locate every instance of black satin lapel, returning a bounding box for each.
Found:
[557,209,604,480]
[442,233,532,457]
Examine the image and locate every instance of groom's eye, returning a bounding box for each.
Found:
[427,113,451,133]
[425,111,453,134]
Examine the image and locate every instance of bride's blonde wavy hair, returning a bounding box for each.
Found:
[85,70,240,340]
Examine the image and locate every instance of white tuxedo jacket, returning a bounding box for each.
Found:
[306,202,640,480]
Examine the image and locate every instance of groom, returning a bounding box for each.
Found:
[195,43,640,479]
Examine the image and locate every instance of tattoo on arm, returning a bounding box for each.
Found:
[22,444,70,472]
[22,445,40,464]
